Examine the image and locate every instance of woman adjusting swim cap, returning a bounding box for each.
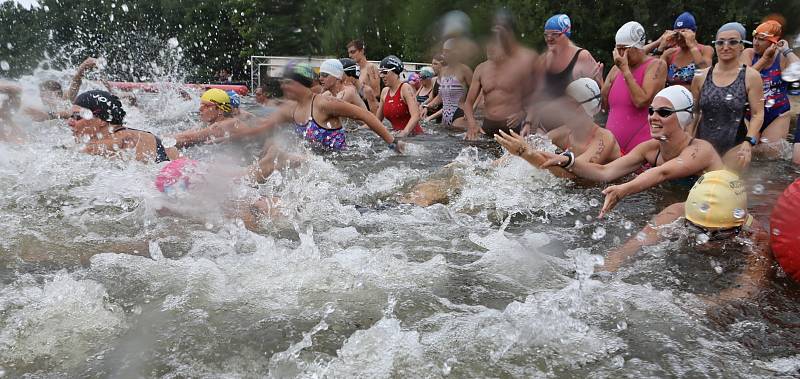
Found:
[673,12,697,31]
[320,59,344,80]
[379,55,404,75]
[654,85,694,128]
[544,14,571,37]
[753,20,782,45]
[201,88,232,113]
[565,78,601,117]
[685,170,750,230]
[615,21,646,49]
[73,90,126,124]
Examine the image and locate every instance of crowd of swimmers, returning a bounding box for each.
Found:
[1,9,800,302]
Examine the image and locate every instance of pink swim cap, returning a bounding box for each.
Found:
[155,158,200,193]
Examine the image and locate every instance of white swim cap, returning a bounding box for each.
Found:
[566,78,601,117]
[615,21,646,49]
[654,85,694,128]
[320,59,344,80]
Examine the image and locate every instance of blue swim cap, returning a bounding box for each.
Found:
[225,90,241,108]
[544,14,571,38]
[674,12,697,31]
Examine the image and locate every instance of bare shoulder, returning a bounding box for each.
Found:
[578,49,596,63]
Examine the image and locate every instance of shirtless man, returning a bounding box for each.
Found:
[527,14,604,133]
[347,40,381,103]
[464,9,540,140]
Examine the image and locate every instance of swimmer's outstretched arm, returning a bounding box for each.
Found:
[494,130,575,179]
[65,57,96,102]
[599,141,714,218]
[540,140,651,182]
[203,103,294,144]
[173,118,239,148]
[320,95,398,148]
[600,202,684,272]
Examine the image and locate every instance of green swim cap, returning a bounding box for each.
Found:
[283,61,316,88]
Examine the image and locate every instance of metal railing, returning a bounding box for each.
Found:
[249,56,429,94]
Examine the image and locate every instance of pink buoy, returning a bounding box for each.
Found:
[155,158,200,193]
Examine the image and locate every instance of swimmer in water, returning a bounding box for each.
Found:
[535,85,723,217]
[377,55,423,138]
[0,82,25,142]
[69,90,179,163]
[742,20,799,158]
[173,88,245,148]
[424,39,472,129]
[155,146,303,232]
[645,12,713,89]
[339,57,379,114]
[690,22,764,172]
[494,78,620,178]
[319,59,368,111]
[24,57,99,121]
[226,90,257,125]
[601,170,772,303]
[216,62,403,153]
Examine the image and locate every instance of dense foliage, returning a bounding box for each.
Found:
[1,0,798,82]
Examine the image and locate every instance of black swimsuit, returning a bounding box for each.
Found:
[543,49,584,98]
[112,127,170,163]
[653,138,699,187]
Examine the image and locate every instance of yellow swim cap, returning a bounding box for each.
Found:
[685,170,749,229]
[200,88,232,113]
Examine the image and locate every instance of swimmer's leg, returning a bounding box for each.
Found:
[754,113,790,159]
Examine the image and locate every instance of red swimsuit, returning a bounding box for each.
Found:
[383,83,423,135]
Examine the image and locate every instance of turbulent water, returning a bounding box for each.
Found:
[1,78,800,378]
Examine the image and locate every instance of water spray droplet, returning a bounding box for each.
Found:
[753,184,764,195]
[121,4,129,12]
[623,220,633,230]
[696,233,710,244]
[167,37,179,49]
[589,198,599,207]
[0,61,9,71]
[591,226,606,240]
[732,208,745,219]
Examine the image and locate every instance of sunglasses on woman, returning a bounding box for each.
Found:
[648,105,693,117]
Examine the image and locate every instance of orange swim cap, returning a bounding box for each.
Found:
[753,20,782,44]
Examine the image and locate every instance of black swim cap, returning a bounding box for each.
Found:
[379,55,404,75]
[74,90,126,124]
[339,58,360,79]
[282,61,315,88]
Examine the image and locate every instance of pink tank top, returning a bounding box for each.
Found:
[606,58,655,154]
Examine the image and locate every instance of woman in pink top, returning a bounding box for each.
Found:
[602,21,667,154]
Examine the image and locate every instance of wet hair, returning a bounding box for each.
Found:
[39,80,63,93]
[347,39,365,51]
[493,8,517,34]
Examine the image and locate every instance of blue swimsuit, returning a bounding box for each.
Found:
[293,95,346,151]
